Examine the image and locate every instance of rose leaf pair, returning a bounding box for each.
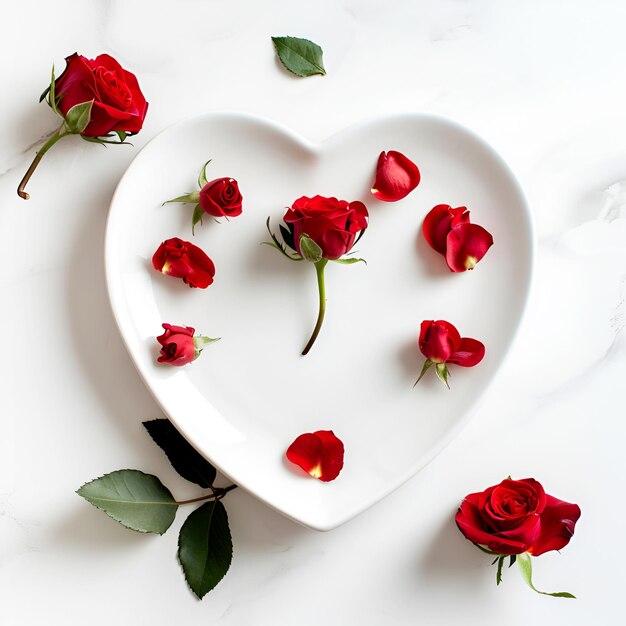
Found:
[456,477,581,598]
[18,53,148,199]
[264,195,369,355]
[164,161,243,234]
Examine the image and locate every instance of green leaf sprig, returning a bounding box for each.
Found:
[77,419,236,600]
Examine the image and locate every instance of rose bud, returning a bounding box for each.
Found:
[422,204,493,272]
[371,150,421,202]
[18,53,148,200]
[152,237,215,289]
[286,430,344,482]
[416,320,485,388]
[156,324,218,366]
[163,161,243,233]
[455,477,580,597]
[264,195,369,354]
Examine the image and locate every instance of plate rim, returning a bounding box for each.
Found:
[105,110,535,531]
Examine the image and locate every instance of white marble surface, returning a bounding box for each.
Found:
[1,0,624,623]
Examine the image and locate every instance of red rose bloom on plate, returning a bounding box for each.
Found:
[164,161,243,233]
[152,238,215,289]
[18,52,148,200]
[265,195,369,355]
[371,150,421,202]
[423,204,493,272]
[416,320,485,388]
[286,430,345,482]
[455,477,581,597]
[156,324,218,366]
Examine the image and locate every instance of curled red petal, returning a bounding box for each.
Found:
[445,223,494,272]
[371,150,420,202]
[529,495,581,556]
[448,337,485,367]
[286,430,344,482]
[422,205,470,255]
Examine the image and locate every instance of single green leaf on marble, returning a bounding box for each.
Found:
[192,204,204,235]
[178,500,233,599]
[271,36,326,77]
[143,419,217,488]
[198,160,211,188]
[77,469,177,534]
[516,552,576,598]
[299,233,323,263]
[64,100,93,134]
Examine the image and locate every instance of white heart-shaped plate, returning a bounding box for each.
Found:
[106,112,533,531]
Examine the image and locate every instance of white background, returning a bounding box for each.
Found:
[1,1,625,623]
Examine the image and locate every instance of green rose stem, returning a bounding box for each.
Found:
[302,258,328,355]
[17,126,70,200]
[175,484,237,505]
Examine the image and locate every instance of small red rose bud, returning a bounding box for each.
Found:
[286,430,345,482]
[371,150,421,202]
[199,178,243,218]
[156,324,218,366]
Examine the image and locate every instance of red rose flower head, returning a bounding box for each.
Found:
[163,161,243,234]
[156,324,218,366]
[264,195,369,355]
[371,150,421,202]
[286,430,344,482]
[18,52,148,200]
[152,237,215,289]
[415,320,485,388]
[455,477,581,597]
[423,204,493,272]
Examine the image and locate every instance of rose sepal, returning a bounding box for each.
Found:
[516,552,575,599]
[193,335,220,360]
[263,217,303,261]
[414,359,450,388]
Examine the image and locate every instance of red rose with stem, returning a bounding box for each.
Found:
[371,150,420,202]
[164,161,243,234]
[18,53,148,200]
[415,320,485,388]
[152,238,216,289]
[423,204,494,272]
[156,324,219,366]
[264,195,369,355]
[286,430,344,482]
[456,477,580,598]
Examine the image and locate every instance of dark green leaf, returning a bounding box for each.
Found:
[496,556,504,585]
[143,419,217,488]
[263,217,303,261]
[332,257,366,265]
[435,362,450,389]
[414,359,433,387]
[39,84,51,104]
[178,500,233,599]
[271,36,326,77]
[198,160,211,188]
[299,233,323,263]
[509,555,517,568]
[279,223,296,251]
[472,543,501,556]
[192,204,204,235]
[77,469,177,534]
[115,130,128,143]
[64,100,93,134]
[516,553,576,598]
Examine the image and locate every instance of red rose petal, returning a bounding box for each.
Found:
[448,337,485,367]
[371,150,420,202]
[422,204,470,255]
[529,495,581,556]
[286,430,344,482]
[445,222,494,272]
[152,238,215,289]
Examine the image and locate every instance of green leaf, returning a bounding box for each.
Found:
[115,130,128,143]
[435,362,450,389]
[198,160,211,188]
[279,223,296,251]
[299,233,323,263]
[178,500,233,599]
[332,257,367,265]
[414,359,433,387]
[163,192,200,206]
[509,555,517,568]
[516,553,576,599]
[77,469,177,534]
[64,100,93,134]
[496,556,505,585]
[143,419,217,488]
[194,335,220,358]
[192,204,204,235]
[271,36,326,77]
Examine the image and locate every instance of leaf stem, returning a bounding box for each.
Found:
[302,259,328,355]
[17,126,69,199]
[175,484,237,505]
